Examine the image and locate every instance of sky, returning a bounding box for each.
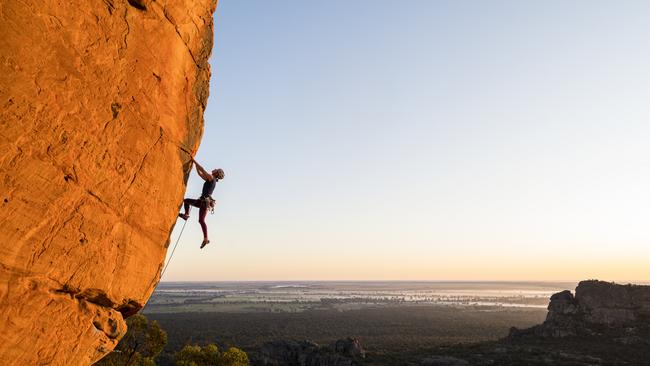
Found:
[162,0,650,282]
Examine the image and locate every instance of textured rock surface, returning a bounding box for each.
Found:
[509,280,650,339]
[332,337,366,359]
[0,0,217,364]
[252,338,366,366]
[419,356,469,366]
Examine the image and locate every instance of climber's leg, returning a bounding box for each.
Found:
[199,204,210,248]
[198,204,208,239]
[184,198,202,213]
[179,198,200,220]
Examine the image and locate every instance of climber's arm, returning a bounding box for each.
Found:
[192,158,213,181]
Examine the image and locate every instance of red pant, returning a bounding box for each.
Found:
[183,198,208,239]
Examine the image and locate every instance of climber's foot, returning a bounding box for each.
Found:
[178,213,189,220]
[200,239,210,249]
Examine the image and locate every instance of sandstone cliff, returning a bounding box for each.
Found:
[0,0,217,364]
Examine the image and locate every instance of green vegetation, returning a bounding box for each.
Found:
[150,305,545,350]
[175,344,249,366]
[148,305,545,364]
[94,314,249,366]
[95,314,167,366]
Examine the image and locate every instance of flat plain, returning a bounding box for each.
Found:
[144,282,557,364]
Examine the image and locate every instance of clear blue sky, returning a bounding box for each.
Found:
[163,0,650,281]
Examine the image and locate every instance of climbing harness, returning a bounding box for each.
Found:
[200,195,216,214]
[160,218,188,278]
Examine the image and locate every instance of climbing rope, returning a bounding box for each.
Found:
[160,218,188,278]
[160,147,194,277]
[138,219,188,315]
[140,148,194,314]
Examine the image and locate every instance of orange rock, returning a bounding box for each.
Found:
[0,0,217,364]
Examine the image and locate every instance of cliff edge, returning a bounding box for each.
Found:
[0,0,217,364]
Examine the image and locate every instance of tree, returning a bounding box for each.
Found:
[174,344,249,366]
[94,314,167,366]
[219,347,249,366]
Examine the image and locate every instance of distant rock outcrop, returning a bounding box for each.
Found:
[252,338,366,366]
[0,0,217,364]
[399,280,650,366]
[509,280,650,339]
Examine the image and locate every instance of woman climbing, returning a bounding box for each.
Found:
[178,157,225,248]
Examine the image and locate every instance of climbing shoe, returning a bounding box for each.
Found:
[200,239,210,249]
[178,213,189,220]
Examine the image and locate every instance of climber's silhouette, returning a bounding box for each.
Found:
[178,157,224,248]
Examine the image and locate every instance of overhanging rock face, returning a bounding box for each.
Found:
[0,0,217,364]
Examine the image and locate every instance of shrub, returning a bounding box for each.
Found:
[174,344,249,366]
[94,314,167,366]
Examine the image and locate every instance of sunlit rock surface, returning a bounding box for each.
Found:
[0,0,217,363]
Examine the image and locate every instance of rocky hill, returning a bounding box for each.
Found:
[408,280,650,365]
[0,0,217,364]
[509,280,650,339]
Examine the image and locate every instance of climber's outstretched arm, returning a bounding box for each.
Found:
[192,158,213,181]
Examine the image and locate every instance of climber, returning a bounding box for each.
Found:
[178,157,225,249]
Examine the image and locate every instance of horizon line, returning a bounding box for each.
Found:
[158,279,650,284]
